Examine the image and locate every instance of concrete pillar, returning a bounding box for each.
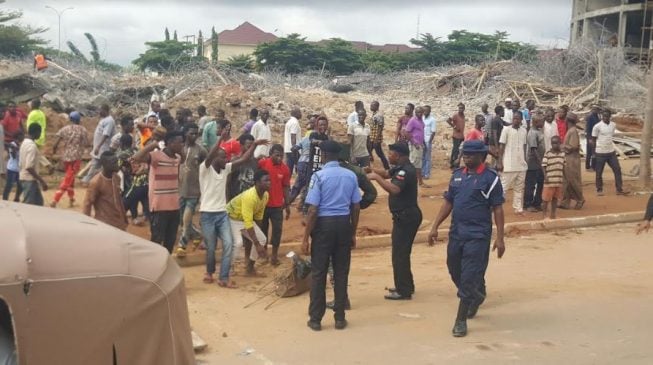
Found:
[619,11,627,47]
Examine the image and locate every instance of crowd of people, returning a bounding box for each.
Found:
[0,95,649,338]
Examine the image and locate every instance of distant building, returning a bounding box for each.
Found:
[571,0,652,59]
[203,21,278,62]
[204,21,419,63]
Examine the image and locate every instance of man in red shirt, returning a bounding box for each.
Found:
[1,102,26,143]
[465,114,486,142]
[556,105,569,141]
[258,144,291,265]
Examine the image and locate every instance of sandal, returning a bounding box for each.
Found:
[203,274,214,284]
[217,280,238,289]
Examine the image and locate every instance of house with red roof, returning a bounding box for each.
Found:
[205,21,419,62]
[203,21,277,62]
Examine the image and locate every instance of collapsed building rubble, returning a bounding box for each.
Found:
[0,42,649,161]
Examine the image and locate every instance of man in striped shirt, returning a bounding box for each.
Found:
[133,131,185,253]
[541,136,565,219]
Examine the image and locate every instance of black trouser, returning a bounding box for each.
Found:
[595,152,623,193]
[370,142,390,170]
[123,185,150,220]
[524,169,544,209]
[262,207,283,248]
[309,215,352,322]
[391,206,422,296]
[150,210,180,253]
[450,138,463,168]
[585,142,595,170]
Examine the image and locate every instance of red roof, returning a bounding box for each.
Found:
[217,21,277,45]
[313,39,420,54]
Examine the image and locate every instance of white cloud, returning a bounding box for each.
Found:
[10,0,571,65]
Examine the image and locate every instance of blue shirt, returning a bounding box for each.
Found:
[296,136,311,163]
[305,161,361,217]
[444,164,504,241]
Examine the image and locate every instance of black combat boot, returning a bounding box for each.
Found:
[452,300,469,337]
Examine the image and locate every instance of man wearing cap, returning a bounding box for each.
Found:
[50,111,90,208]
[303,140,361,331]
[428,139,505,337]
[367,142,421,300]
[503,98,513,130]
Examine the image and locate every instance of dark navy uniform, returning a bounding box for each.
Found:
[389,161,422,297]
[445,164,504,306]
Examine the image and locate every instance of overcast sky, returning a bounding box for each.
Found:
[11,0,572,66]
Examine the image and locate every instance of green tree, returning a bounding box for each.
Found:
[85,32,101,62]
[361,51,397,73]
[65,33,121,71]
[132,40,196,72]
[197,30,203,58]
[173,30,178,41]
[0,0,46,56]
[226,54,254,72]
[320,38,363,75]
[253,33,321,73]
[165,27,170,41]
[66,40,88,62]
[210,26,218,64]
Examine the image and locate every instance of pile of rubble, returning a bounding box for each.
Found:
[0,42,648,159]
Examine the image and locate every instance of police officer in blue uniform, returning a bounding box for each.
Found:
[303,140,361,331]
[367,142,421,300]
[428,139,506,337]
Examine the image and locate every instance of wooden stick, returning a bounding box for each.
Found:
[527,83,541,104]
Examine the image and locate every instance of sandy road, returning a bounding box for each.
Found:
[185,223,653,365]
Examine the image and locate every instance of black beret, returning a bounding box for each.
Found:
[389,142,410,155]
[462,140,488,154]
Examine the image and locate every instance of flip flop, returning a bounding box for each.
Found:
[217,280,238,289]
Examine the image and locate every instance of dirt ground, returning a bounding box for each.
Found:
[186,223,653,365]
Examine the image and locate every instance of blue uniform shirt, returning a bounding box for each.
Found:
[444,164,504,240]
[305,161,361,217]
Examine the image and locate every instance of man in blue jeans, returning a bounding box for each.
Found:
[422,105,436,179]
[199,123,268,287]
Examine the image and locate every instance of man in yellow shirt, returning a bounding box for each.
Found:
[227,169,271,275]
[25,99,53,172]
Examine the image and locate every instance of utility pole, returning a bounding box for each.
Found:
[641,71,653,189]
[45,5,74,52]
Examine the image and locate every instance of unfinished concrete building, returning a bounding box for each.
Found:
[571,0,652,59]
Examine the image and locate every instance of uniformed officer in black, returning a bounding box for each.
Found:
[303,140,361,331]
[428,139,506,337]
[367,142,422,300]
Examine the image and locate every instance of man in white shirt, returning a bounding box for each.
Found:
[347,101,364,127]
[199,124,268,287]
[591,109,627,196]
[498,111,528,214]
[251,108,272,158]
[503,98,513,130]
[284,108,302,174]
[543,107,559,152]
[347,109,371,167]
[422,105,437,179]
